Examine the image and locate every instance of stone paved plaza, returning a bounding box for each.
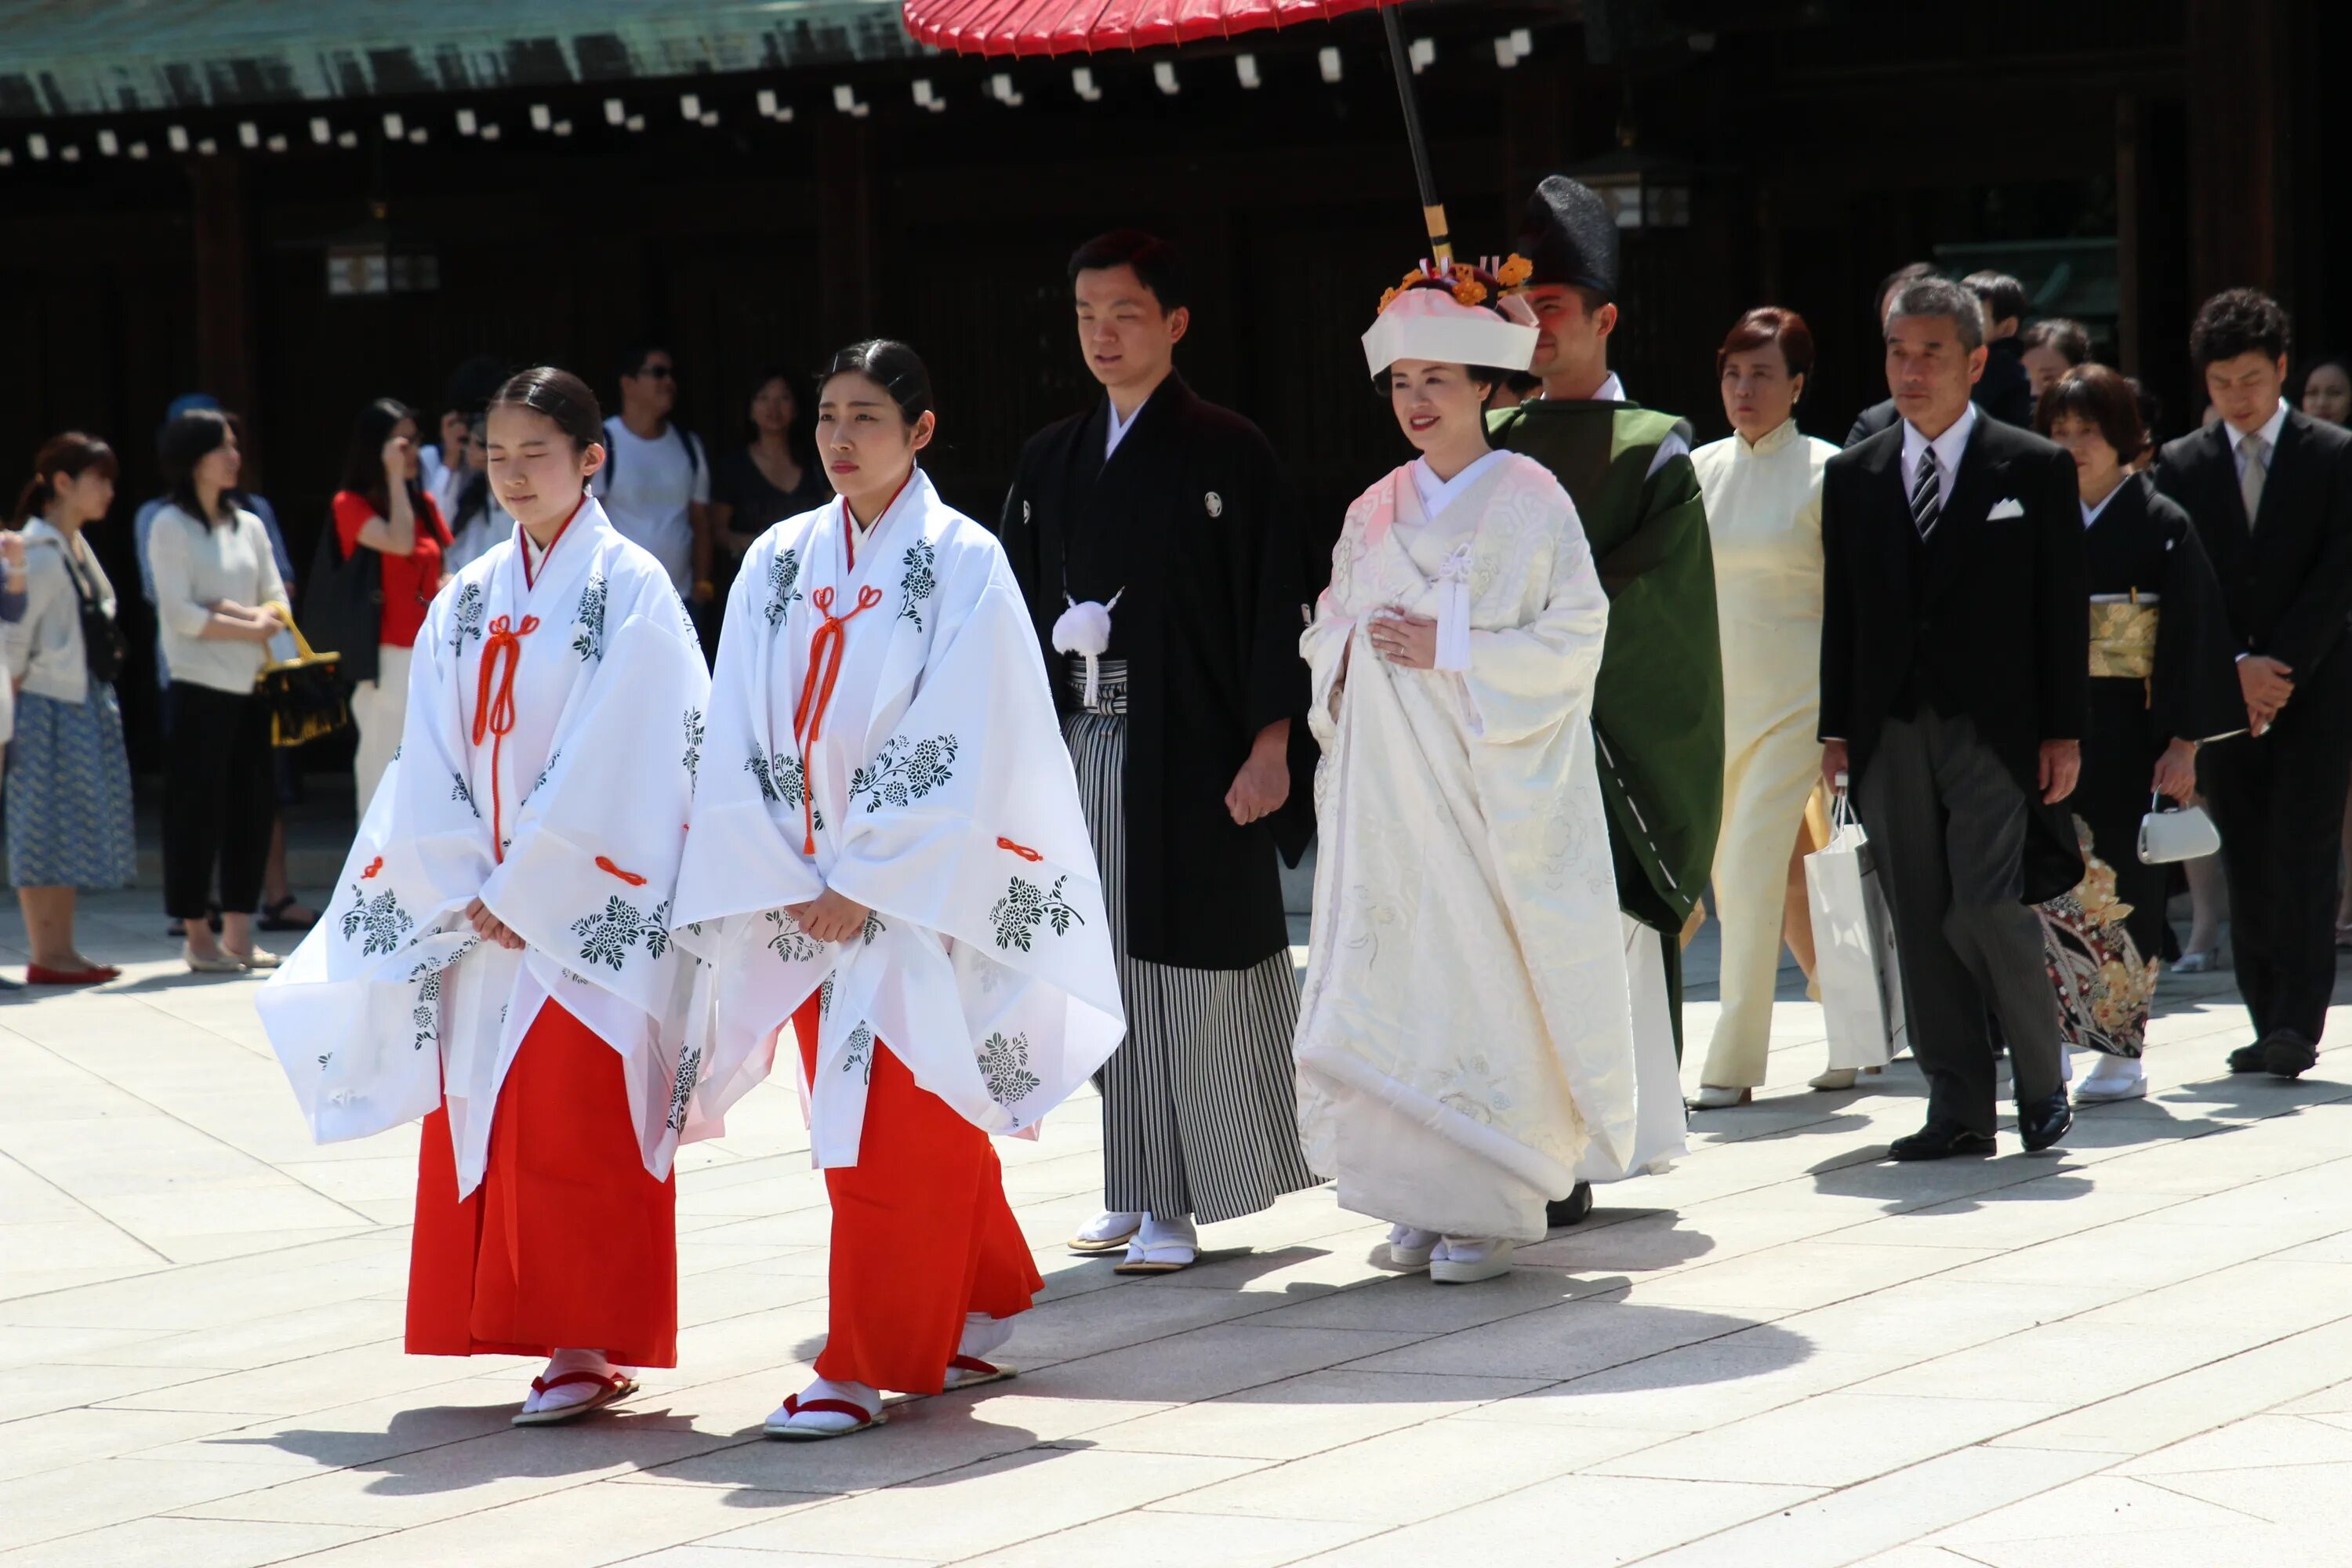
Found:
[4,887,2350,1566]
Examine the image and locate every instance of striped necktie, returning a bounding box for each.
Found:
[1910,445,1941,539]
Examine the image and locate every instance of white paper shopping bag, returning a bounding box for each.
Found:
[1805,789,1907,1070]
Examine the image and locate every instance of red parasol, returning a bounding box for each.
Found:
[902,0,1461,263]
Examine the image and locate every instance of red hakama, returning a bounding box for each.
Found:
[793,994,1043,1394]
[408,999,678,1367]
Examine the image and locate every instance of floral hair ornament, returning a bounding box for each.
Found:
[1362,256,1540,379]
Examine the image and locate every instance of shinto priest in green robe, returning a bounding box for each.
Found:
[1489,175,1724,1185]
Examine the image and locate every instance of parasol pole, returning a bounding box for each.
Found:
[1379,4,1452,267]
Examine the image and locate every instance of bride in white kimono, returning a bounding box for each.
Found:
[675,339,1124,1439]
[259,367,709,1424]
[1295,265,1639,1283]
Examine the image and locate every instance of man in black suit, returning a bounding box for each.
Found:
[1820,277,2088,1159]
[2154,289,2352,1080]
[1846,261,1939,447]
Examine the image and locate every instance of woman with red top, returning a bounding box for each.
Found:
[333,398,453,811]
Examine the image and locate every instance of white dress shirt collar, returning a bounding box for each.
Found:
[1899,400,1978,514]
[1410,448,1510,523]
[2226,397,2291,459]
[1592,371,1628,404]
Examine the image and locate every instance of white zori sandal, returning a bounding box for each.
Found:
[510,1367,639,1427]
[1429,1236,1516,1285]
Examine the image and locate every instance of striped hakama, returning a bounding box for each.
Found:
[1062,658,1319,1225]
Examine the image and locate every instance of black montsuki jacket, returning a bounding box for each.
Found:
[998,374,1314,971]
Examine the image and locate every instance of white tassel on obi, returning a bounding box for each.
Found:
[673,471,1126,1165]
[1051,590,1122,711]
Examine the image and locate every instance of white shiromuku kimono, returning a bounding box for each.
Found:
[1296,450,1639,1242]
[674,470,1125,1163]
[258,499,711,1194]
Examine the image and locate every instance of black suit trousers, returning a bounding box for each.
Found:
[2198,679,2352,1044]
[1856,706,2065,1134]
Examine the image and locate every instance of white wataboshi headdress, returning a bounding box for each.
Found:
[1361,258,1540,379]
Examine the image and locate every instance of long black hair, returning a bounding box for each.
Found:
[490,366,605,452]
[339,397,423,518]
[744,364,818,470]
[158,408,236,523]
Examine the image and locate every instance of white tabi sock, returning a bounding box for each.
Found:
[1128,1211,1198,1264]
[528,1348,619,1414]
[768,1376,880,1433]
[1076,1210,1145,1243]
[959,1312,1014,1363]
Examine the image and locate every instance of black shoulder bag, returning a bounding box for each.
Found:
[59,545,127,685]
[299,511,384,686]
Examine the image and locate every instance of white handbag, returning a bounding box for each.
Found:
[2137,793,2222,864]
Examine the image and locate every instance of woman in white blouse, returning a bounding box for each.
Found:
[147,408,290,974]
[1690,309,1841,1106]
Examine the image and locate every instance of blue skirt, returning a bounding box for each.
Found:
[7,685,136,890]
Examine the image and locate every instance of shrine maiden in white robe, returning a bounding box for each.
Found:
[675,470,1125,1163]
[258,499,710,1193]
[1296,451,1641,1242]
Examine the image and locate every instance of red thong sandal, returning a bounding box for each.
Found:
[510,1368,639,1428]
[941,1354,1017,1393]
[764,1392,887,1441]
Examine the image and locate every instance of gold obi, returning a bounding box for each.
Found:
[2087,593,2158,680]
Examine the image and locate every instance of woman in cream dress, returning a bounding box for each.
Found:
[1691,309,1840,1105]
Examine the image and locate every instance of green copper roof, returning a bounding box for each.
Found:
[0,0,920,119]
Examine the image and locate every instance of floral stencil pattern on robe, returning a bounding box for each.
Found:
[450,773,479,819]
[848,735,958,813]
[572,573,608,660]
[448,582,485,657]
[765,908,821,964]
[572,892,671,971]
[764,549,803,629]
[989,873,1083,952]
[682,708,704,782]
[339,884,415,958]
[842,1022,875,1083]
[411,968,444,1053]
[898,539,936,630]
[665,1044,701,1133]
[978,1030,1040,1107]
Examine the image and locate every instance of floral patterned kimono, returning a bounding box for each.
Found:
[259,497,709,1366]
[674,469,1123,1395]
[1296,450,1641,1243]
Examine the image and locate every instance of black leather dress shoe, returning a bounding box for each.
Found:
[2264,1031,2318,1080]
[2017,1089,2074,1152]
[1888,1121,1997,1161]
[1545,1181,1595,1229]
[2227,1040,2269,1073]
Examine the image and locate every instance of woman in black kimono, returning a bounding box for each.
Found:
[2036,365,2244,1101]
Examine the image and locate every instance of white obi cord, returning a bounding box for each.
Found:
[1433,543,1473,673]
[1052,589,1123,708]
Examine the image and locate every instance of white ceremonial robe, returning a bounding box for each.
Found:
[1296,452,1640,1242]
[675,470,1126,1167]
[258,499,711,1195]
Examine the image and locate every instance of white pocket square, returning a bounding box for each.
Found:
[1987,498,2027,520]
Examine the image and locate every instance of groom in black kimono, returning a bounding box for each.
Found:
[999,230,1319,1275]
